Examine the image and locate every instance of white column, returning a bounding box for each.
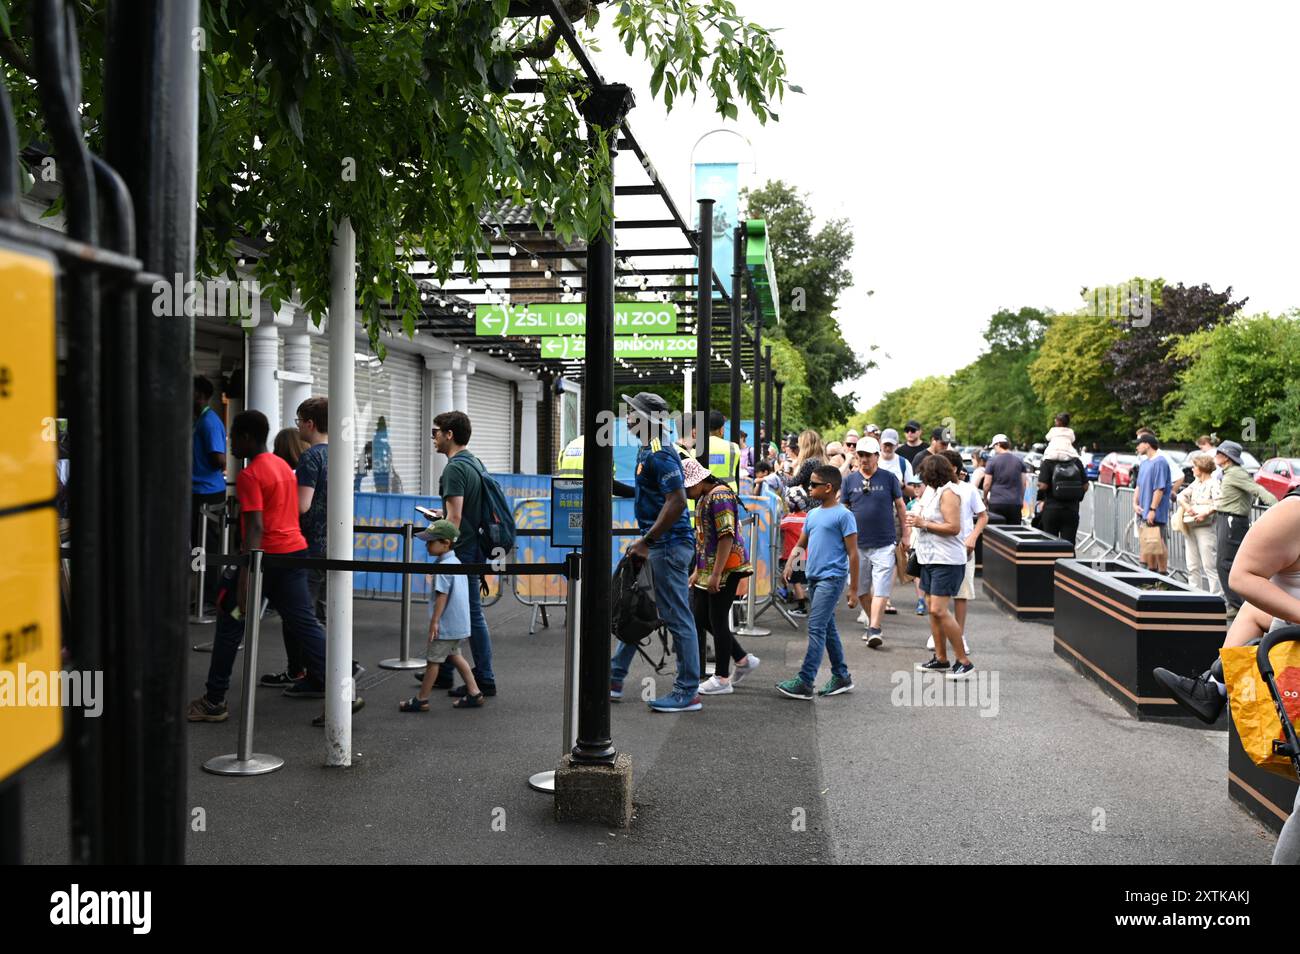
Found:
[280,330,312,428]
[683,366,693,437]
[325,218,355,767]
[454,359,474,412]
[518,379,542,474]
[426,354,459,489]
[247,321,280,437]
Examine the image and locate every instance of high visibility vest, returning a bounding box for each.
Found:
[556,436,585,474]
[707,435,740,485]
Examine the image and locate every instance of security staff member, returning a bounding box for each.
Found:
[556,434,585,474]
[704,409,741,486]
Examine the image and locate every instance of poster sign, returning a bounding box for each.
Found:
[539,335,698,360]
[475,302,678,336]
[551,478,584,548]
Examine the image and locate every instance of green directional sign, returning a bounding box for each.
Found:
[539,335,699,360]
[475,302,678,336]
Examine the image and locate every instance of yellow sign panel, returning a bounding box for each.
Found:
[0,507,63,780]
[0,246,58,512]
[0,243,60,780]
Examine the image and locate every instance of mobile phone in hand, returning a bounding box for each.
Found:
[415,505,442,522]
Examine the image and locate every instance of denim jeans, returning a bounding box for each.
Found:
[798,575,850,687]
[204,551,327,705]
[439,544,495,685]
[610,541,700,698]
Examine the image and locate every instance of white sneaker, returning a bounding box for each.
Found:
[926,634,935,651]
[856,609,870,625]
[698,675,734,695]
[731,654,760,686]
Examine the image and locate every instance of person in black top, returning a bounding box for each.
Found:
[897,420,927,469]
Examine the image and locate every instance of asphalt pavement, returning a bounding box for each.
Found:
[18,574,1275,864]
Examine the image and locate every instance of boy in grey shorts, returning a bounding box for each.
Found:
[400,519,484,711]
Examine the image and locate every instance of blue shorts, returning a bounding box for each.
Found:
[919,563,964,597]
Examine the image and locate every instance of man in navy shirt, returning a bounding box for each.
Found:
[610,391,702,712]
[841,437,908,646]
[192,376,227,603]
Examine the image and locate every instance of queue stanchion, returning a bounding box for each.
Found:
[765,505,800,629]
[190,503,222,625]
[530,550,581,794]
[380,521,424,670]
[203,549,284,777]
[734,515,771,637]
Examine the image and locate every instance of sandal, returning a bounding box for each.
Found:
[399,696,429,713]
[452,692,484,709]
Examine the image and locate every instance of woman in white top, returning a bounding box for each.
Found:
[905,454,974,679]
[1176,452,1222,594]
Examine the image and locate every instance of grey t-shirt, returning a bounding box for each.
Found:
[985,451,1026,507]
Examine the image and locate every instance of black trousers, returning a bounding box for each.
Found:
[1216,511,1250,610]
[988,503,1022,528]
[694,572,748,679]
[1039,502,1079,546]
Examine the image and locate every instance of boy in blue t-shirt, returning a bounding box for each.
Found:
[400,520,484,711]
[778,465,860,700]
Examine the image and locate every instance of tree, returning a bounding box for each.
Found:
[1104,280,1247,425]
[948,307,1049,447]
[743,179,867,429]
[3,0,794,350]
[1168,312,1300,449]
[1028,311,1129,445]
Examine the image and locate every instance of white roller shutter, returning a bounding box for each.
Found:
[466,370,514,472]
[312,344,425,492]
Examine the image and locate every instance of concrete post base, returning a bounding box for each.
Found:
[554,753,633,828]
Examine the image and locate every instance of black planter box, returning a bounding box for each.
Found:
[981,525,1074,620]
[1053,559,1226,721]
[1227,713,1297,834]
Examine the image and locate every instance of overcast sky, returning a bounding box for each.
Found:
[593,0,1300,410]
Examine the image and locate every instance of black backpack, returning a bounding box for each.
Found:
[452,453,518,560]
[1051,457,1086,502]
[611,554,671,672]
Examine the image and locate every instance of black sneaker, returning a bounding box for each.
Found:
[312,696,365,726]
[915,655,949,672]
[282,677,326,699]
[790,607,808,618]
[1152,668,1225,724]
[259,668,304,688]
[946,661,976,681]
[448,682,497,698]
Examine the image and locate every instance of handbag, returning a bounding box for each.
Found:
[905,548,920,578]
[1170,503,1185,533]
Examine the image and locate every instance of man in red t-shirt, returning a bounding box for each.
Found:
[189,410,329,722]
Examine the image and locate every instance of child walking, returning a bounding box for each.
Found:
[780,485,811,616]
[400,520,484,711]
[777,465,860,699]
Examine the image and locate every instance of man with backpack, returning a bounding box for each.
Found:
[1036,432,1088,545]
[429,410,502,697]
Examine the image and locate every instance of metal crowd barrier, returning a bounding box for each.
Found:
[190,500,231,624]
[199,547,575,780]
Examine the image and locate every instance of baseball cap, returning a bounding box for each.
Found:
[857,437,881,455]
[990,433,1009,446]
[681,456,710,488]
[416,518,459,543]
[865,424,881,435]
[930,426,949,442]
[880,428,900,445]
[906,471,922,485]
[905,420,922,432]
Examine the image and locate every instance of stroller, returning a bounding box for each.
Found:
[1255,625,1300,784]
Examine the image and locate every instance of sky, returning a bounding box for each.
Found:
[592,0,1300,411]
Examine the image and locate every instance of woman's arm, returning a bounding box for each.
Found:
[1228,498,1300,622]
[920,488,962,536]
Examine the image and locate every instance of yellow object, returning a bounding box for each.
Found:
[556,435,585,474]
[0,247,58,511]
[706,435,740,484]
[1221,639,1300,779]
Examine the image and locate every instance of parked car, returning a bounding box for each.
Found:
[1099,452,1139,487]
[1255,458,1300,498]
[1084,454,1101,481]
[1241,450,1261,476]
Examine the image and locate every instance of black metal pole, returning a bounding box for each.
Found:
[775,380,784,459]
[729,226,742,458]
[103,0,200,863]
[34,0,103,865]
[694,199,713,468]
[752,296,763,452]
[764,345,773,460]
[574,83,634,764]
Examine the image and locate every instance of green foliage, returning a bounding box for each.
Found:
[1167,312,1300,449]
[743,179,866,429]
[4,0,792,355]
[1027,310,1128,443]
[854,375,954,440]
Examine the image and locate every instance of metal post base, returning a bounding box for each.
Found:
[528,770,555,794]
[190,613,216,625]
[192,640,242,653]
[379,657,427,671]
[202,753,284,776]
[734,624,772,636]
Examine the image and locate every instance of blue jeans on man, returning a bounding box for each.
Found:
[610,541,700,698]
[799,575,850,687]
[205,551,327,705]
[438,543,495,686]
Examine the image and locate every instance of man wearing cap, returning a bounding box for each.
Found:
[910,426,950,476]
[843,429,860,455]
[897,421,927,469]
[877,428,914,487]
[982,434,1027,527]
[610,392,703,712]
[1133,433,1173,573]
[1214,439,1277,611]
[703,409,741,485]
[841,437,909,646]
